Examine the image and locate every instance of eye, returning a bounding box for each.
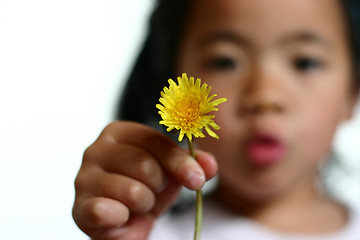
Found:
[292,57,323,72]
[205,56,237,71]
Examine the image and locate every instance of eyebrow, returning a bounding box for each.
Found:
[197,31,250,48]
[197,30,331,49]
[279,32,332,49]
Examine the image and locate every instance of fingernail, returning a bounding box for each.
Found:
[186,170,205,190]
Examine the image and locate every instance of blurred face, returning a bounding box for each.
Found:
[176,0,356,202]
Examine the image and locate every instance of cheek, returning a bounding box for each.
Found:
[195,102,244,173]
[195,112,240,160]
[294,92,348,164]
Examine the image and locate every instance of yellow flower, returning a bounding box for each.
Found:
[156,73,227,142]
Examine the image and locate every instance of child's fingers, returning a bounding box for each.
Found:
[150,179,182,217]
[98,173,156,213]
[72,196,129,234]
[91,142,167,193]
[73,179,182,240]
[73,176,181,240]
[73,197,155,240]
[155,146,206,190]
[193,149,218,180]
[73,121,219,239]
[92,214,155,240]
[102,121,208,190]
[77,167,156,213]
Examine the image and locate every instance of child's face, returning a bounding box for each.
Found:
[176,0,357,201]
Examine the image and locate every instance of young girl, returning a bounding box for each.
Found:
[72,0,360,239]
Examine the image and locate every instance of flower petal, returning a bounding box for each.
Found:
[157,73,227,142]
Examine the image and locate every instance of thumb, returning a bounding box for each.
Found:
[92,213,154,240]
[193,149,218,181]
[150,179,182,217]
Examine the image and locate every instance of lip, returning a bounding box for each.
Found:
[245,134,285,166]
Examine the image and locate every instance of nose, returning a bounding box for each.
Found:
[239,65,287,116]
[243,102,284,115]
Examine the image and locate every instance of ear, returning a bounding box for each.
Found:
[343,68,360,120]
[344,82,360,120]
[344,94,358,120]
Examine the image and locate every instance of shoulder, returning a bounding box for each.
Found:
[149,197,231,240]
[149,201,360,240]
[336,208,360,239]
[148,197,275,240]
[148,203,196,240]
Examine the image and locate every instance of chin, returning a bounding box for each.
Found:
[217,176,291,205]
[242,186,288,203]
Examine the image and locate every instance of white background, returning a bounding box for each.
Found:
[0,1,359,239]
[0,0,154,239]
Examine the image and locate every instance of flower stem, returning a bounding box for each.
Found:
[187,138,202,240]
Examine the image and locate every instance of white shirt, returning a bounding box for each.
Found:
[149,198,360,240]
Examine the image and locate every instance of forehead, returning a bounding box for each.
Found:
[184,0,347,47]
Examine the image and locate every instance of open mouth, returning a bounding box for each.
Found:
[246,134,285,166]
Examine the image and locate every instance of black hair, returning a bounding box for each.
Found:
[117,0,360,124]
[117,0,191,131]
[342,0,360,93]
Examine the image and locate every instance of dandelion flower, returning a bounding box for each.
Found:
[156,73,227,142]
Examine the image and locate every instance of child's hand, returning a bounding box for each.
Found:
[72,121,218,240]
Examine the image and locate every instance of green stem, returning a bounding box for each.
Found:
[187,138,202,240]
